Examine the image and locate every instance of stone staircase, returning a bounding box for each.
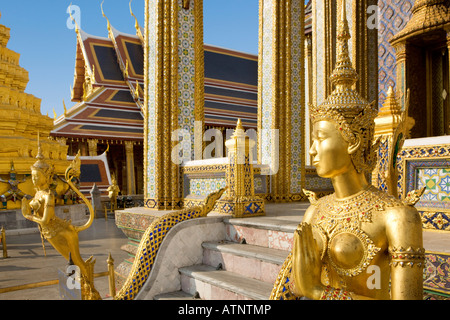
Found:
[115,202,450,300]
[154,210,303,300]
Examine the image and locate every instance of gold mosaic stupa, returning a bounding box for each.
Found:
[0,12,68,209]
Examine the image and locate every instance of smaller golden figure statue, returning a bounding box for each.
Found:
[0,162,30,206]
[107,174,120,211]
[271,1,425,300]
[22,143,100,300]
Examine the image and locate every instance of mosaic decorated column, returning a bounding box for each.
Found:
[144,0,204,209]
[258,0,306,202]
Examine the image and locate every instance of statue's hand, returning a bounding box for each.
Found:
[21,197,32,218]
[292,223,324,300]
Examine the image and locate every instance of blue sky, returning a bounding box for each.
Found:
[0,0,259,118]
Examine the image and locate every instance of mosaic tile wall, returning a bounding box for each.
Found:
[259,0,275,169]
[290,0,305,195]
[177,0,196,161]
[397,144,450,231]
[424,252,450,298]
[377,0,414,108]
[417,168,450,202]
[189,178,227,196]
[146,0,158,199]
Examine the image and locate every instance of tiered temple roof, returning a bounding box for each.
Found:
[51,17,260,142]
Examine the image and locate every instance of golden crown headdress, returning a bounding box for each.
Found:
[309,0,378,174]
[31,135,54,179]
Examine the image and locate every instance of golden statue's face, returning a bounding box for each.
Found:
[309,120,354,178]
[31,169,48,189]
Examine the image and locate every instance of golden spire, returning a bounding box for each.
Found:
[312,0,370,120]
[63,99,67,116]
[329,0,359,89]
[31,132,51,174]
[68,3,80,34]
[101,1,112,35]
[309,0,378,174]
[236,118,244,131]
[129,0,139,31]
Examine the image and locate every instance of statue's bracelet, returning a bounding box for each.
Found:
[320,286,352,300]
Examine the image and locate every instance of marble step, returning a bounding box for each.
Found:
[224,216,301,252]
[202,241,288,284]
[154,291,198,300]
[179,264,273,300]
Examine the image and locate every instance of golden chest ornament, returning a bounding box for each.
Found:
[309,186,402,278]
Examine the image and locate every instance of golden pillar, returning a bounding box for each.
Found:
[392,42,408,110]
[144,0,204,209]
[446,28,450,98]
[258,0,306,202]
[87,139,98,157]
[124,141,136,195]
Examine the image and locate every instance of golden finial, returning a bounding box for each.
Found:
[125,60,129,78]
[63,100,67,115]
[68,3,79,34]
[101,1,112,32]
[329,0,359,89]
[135,80,140,98]
[236,119,243,130]
[31,131,52,175]
[309,0,378,174]
[129,0,140,30]
[53,108,58,119]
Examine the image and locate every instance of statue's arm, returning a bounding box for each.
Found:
[385,206,425,300]
[38,193,56,225]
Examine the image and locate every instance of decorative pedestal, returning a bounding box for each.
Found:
[216,120,265,218]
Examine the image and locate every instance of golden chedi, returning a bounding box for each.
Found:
[0,12,68,209]
[271,1,425,300]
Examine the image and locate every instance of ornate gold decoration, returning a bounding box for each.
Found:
[388,246,425,268]
[390,0,450,46]
[115,188,226,300]
[271,0,425,300]
[320,285,352,300]
[373,87,415,198]
[309,1,378,175]
[302,189,318,205]
[107,173,120,211]
[216,120,265,218]
[1,226,8,258]
[22,144,100,300]
[0,15,69,207]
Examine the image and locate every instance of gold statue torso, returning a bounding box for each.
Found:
[307,186,405,299]
[29,190,71,239]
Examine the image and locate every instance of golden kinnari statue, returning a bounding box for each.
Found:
[107,173,120,211]
[271,1,424,300]
[21,142,101,300]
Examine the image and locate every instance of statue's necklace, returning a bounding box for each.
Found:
[313,185,384,277]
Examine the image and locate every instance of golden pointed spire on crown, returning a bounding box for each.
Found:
[329,0,359,89]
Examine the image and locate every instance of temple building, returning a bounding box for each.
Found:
[51,13,260,198]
